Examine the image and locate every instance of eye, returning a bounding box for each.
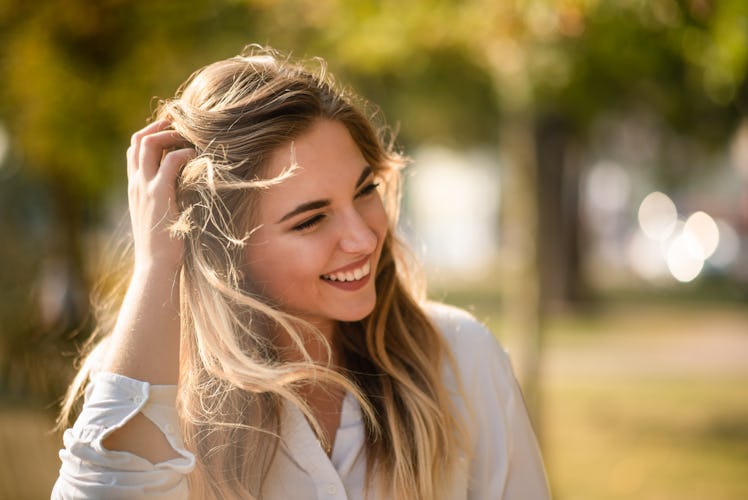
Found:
[355,182,380,198]
[292,213,325,232]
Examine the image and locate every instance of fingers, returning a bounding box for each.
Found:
[129,121,170,175]
[156,148,197,184]
[139,131,191,178]
[128,121,193,181]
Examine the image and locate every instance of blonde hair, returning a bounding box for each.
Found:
[60,46,464,499]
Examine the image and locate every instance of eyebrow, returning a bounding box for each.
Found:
[276,165,373,224]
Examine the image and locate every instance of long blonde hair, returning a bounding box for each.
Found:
[60,46,464,499]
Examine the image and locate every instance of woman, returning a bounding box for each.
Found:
[53,46,549,499]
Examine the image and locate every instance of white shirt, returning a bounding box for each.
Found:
[53,303,550,499]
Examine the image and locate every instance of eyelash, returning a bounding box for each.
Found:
[292,214,325,232]
[291,182,380,232]
[356,182,380,198]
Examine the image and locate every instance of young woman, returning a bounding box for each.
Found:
[53,46,549,499]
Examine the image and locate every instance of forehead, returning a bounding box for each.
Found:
[265,119,364,174]
[257,119,369,214]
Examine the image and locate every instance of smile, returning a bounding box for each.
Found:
[321,260,371,282]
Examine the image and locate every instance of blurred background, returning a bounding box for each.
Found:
[1,1,746,498]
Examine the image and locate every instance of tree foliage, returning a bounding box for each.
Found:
[1,0,746,404]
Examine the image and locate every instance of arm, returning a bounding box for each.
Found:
[98,120,194,462]
[428,304,550,499]
[489,345,551,499]
[468,331,550,499]
[53,373,194,499]
[54,121,196,500]
[99,264,183,463]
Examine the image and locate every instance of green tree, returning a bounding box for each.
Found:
[2,0,746,418]
[0,0,268,399]
[282,0,748,422]
[457,0,748,420]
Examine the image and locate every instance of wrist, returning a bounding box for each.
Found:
[132,255,182,278]
[130,261,182,300]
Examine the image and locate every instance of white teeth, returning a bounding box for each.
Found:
[322,261,371,282]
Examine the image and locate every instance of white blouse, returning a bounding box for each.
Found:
[52,303,550,499]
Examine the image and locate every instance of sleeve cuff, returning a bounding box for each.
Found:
[66,371,194,469]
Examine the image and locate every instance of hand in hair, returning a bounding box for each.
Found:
[126,120,194,272]
[97,121,195,463]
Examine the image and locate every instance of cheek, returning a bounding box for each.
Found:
[365,199,389,240]
[243,238,289,293]
[245,239,325,295]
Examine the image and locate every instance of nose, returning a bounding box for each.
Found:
[339,208,377,255]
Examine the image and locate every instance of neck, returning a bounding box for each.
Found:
[275,321,342,367]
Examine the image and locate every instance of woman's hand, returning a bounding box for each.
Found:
[127,120,195,273]
[99,121,192,385]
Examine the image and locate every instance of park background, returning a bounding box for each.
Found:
[0,1,747,498]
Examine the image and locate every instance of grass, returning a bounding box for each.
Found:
[447,294,748,500]
[0,408,60,499]
[1,300,747,499]
[544,377,748,500]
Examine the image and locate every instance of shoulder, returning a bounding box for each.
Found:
[424,301,513,380]
[424,302,521,446]
[424,301,503,354]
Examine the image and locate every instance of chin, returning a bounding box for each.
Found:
[336,300,377,323]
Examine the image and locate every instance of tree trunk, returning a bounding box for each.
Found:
[534,114,587,310]
[499,115,543,428]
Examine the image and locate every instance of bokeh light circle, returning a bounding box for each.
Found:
[638,192,677,241]
[666,233,704,282]
[683,211,719,259]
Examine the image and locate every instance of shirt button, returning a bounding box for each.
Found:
[327,483,337,495]
[133,395,145,404]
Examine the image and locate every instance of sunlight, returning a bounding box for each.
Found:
[665,229,704,282]
[631,192,730,283]
[683,211,720,260]
[637,191,678,241]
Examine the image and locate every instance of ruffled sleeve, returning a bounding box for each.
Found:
[52,372,195,499]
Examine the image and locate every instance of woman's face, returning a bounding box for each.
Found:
[244,119,388,336]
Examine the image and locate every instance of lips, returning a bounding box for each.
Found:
[321,259,371,283]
